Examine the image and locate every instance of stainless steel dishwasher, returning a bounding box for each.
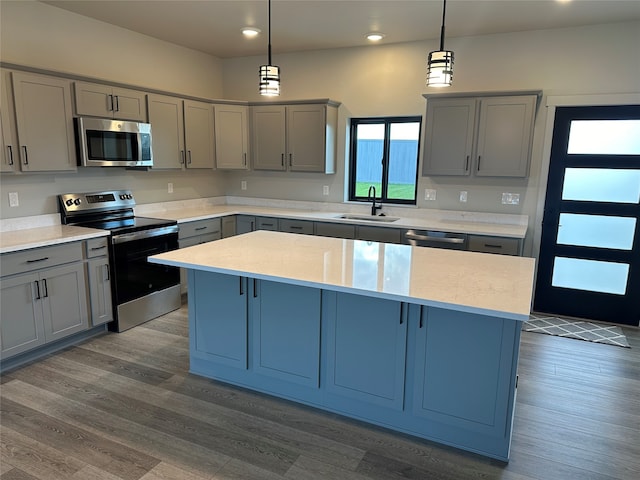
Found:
[402,229,468,250]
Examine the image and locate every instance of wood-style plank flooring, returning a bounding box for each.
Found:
[1,305,639,480]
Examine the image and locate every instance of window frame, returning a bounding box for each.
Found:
[348,116,422,206]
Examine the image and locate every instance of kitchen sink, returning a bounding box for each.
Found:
[338,214,400,223]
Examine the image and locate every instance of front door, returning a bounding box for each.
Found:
[534,105,640,326]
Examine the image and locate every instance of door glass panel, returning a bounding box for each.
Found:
[562,168,640,204]
[557,214,636,250]
[567,120,640,155]
[551,257,629,295]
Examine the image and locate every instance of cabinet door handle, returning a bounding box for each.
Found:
[187,150,192,164]
[289,153,293,166]
[114,95,119,112]
[34,280,41,300]
[253,278,258,298]
[22,146,28,165]
[108,94,114,112]
[180,150,185,164]
[42,278,48,298]
[281,153,284,167]
[243,153,247,166]
[477,155,481,171]
[26,257,49,263]
[465,155,469,171]
[419,316,423,329]
[239,277,244,295]
[104,264,110,281]
[7,145,14,165]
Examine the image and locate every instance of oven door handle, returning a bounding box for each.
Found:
[111,225,178,244]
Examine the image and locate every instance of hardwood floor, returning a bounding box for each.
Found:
[1,305,639,480]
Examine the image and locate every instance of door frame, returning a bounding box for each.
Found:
[532,93,640,277]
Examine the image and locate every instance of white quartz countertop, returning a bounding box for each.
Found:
[149,230,535,321]
[140,204,528,239]
[0,225,108,254]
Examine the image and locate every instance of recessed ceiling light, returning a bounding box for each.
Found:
[242,27,261,37]
[366,32,385,42]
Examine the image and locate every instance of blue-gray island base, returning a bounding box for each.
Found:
[148,232,535,461]
[187,270,521,461]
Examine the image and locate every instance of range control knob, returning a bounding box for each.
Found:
[65,199,74,206]
[119,194,126,200]
[73,198,82,206]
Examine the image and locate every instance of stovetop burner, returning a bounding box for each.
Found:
[58,189,176,233]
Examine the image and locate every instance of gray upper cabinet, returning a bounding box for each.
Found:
[214,104,249,170]
[183,100,215,169]
[147,94,186,169]
[74,81,147,122]
[422,94,537,178]
[251,101,338,173]
[9,71,76,172]
[147,95,215,169]
[1,70,18,173]
[422,98,476,176]
[251,105,286,171]
[474,96,536,177]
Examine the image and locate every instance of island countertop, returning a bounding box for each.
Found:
[149,230,535,321]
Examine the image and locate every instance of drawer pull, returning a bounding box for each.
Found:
[90,245,107,251]
[26,256,49,263]
[483,244,503,249]
[404,233,464,244]
[194,226,208,231]
[290,226,303,230]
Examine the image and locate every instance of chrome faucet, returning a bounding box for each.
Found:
[367,185,382,216]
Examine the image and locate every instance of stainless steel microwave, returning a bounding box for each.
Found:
[76,117,153,167]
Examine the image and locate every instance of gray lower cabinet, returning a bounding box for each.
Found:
[468,235,521,256]
[86,237,113,326]
[0,262,88,359]
[356,225,402,244]
[315,222,356,239]
[222,216,236,238]
[257,217,278,231]
[179,218,222,293]
[278,218,314,235]
[236,215,256,234]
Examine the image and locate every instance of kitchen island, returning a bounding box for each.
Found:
[149,231,535,461]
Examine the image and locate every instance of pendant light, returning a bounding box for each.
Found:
[427,0,454,87]
[259,0,280,96]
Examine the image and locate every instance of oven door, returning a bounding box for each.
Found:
[111,227,179,306]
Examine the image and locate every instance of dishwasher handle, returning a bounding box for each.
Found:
[404,232,465,244]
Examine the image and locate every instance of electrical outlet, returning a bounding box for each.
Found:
[167,182,173,193]
[322,185,330,196]
[241,180,247,191]
[501,192,520,205]
[424,189,437,201]
[459,191,468,203]
[8,192,19,207]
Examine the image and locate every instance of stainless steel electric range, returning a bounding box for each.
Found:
[59,190,181,332]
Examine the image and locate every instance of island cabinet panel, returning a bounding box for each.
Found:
[252,280,321,388]
[409,306,520,459]
[324,292,407,411]
[190,270,248,369]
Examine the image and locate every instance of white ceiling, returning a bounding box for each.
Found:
[42,0,640,59]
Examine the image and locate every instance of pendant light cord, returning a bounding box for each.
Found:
[268,0,272,64]
[439,0,447,51]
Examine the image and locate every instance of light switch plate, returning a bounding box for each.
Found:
[167,182,173,193]
[459,191,468,203]
[501,192,520,205]
[241,181,247,191]
[8,192,19,207]
[424,189,437,201]
[322,185,329,196]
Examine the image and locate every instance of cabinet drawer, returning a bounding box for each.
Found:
[1,242,83,277]
[468,235,520,256]
[256,217,278,231]
[315,222,356,239]
[85,237,109,258]
[179,233,220,249]
[278,219,314,235]
[357,226,402,244]
[179,218,221,240]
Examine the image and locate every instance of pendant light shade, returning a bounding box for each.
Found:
[259,0,280,96]
[427,0,454,87]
